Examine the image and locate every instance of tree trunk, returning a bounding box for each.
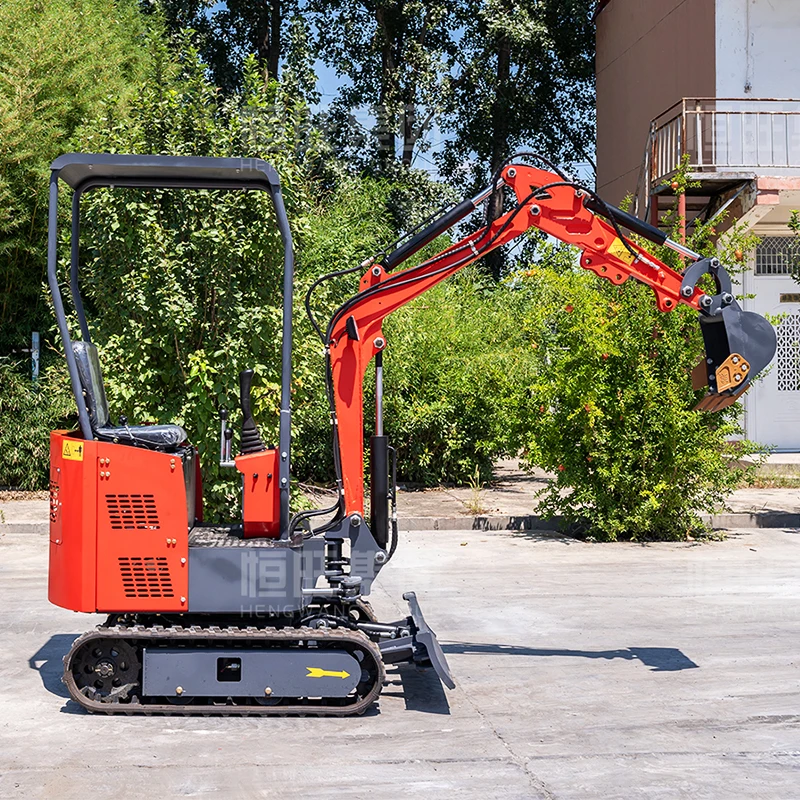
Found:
[401,4,430,167]
[255,1,280,81]
[485,24,511,281]
[375,4,398,172]
[401,102,415,167]
[268,0,281,81]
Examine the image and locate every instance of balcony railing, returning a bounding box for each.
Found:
[649,98,800,187]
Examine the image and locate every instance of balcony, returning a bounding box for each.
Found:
[650,98,800,183]
[637,98,800,224]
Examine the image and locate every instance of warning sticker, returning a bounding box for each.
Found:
[62,440,84,461]
[607,237,636,266]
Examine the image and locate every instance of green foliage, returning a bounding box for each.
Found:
[1,19,501,498]
[310,0,456,169]
[519,251,754,541]
[0,0,151,351]
[784,209,800,283]
[437,0,596,191]
[382,269,534,483]
[293,179,397,481]
[67,37,465,513]
[0,359,75,490]
[70,42,331,516]
[151,0,305,95]
[517,156,768,542]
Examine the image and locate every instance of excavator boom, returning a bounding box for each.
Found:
[322,161,778,517]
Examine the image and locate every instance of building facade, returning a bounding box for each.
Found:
[596,0,800,450]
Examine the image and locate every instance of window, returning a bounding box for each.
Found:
[755,236,800,276]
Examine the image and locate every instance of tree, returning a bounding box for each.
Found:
[310,0,457,171]
[437,0,596,279]
[0,0,152,353]
[151,0,300,93]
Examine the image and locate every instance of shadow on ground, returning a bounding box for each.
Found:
[29,633,78,699]
[441,642,698,672]
[382,663,451,714]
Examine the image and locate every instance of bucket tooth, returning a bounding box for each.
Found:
[694,383,747,412]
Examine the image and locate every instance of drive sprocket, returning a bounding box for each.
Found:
[70,637,140,702]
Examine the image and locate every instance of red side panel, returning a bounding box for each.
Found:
[95,442,188,612]
[235,449,280,538]
[49,431,98,612]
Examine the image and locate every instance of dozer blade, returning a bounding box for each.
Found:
[378,591,455,689]
[402,591,455,689]
[693,301,777,411]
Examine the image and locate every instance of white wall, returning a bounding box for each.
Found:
[717,0,800,97]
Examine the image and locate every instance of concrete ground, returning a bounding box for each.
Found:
[2,526,800,799]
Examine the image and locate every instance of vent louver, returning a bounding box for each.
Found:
[106,494,159,529]
[118,556,174,598]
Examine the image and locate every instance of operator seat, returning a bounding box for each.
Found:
[71,341,187,450]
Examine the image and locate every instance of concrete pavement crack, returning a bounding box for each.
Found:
[458,691,558,800]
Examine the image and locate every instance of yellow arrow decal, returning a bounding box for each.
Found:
[306,666,350,679]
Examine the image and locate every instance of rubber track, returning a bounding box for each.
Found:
[63,624,385,716]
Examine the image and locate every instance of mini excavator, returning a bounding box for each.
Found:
[47,152,776,715]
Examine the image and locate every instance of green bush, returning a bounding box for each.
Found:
[0,359,75,490]
[518,243,760,541]
[292,179,397,482]
[68,37,468,514]
[382,268,534,484]
[67,42,327,517]
[64,32,522,511]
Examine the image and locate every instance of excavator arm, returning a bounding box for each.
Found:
[317,161,777,524]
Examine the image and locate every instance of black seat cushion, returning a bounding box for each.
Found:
[95,424,188,450]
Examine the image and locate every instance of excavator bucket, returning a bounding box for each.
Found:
[692,301,777,411]
[677,256,777,411]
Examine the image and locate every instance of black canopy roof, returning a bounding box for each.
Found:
[50,153,280,192]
